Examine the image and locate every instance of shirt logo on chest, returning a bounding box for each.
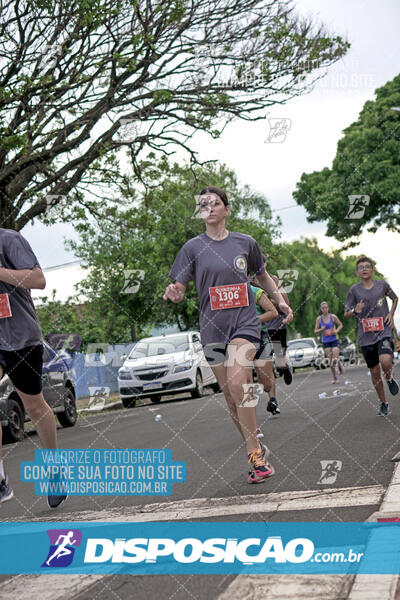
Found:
[233,255,247,273]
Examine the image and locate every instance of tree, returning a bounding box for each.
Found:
[293,74,400,245]
[64,159,282,340]
[0,0,349,230]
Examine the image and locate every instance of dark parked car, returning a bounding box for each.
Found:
[0,341,77,444]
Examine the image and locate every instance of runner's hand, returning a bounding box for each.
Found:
[385,313,395,328]
[279,302,293,324]
[354,300,365,314]
[163,283,184,303]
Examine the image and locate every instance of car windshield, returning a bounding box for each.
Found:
[287,340,315,349]
[128,335,190,358]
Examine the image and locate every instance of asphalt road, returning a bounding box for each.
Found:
[1,361,400,599]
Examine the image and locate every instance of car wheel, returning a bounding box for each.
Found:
[122,396,137,409]
[150,395,162,404]
[292,367,296,373]
[3,398,25,444]
[191,370,204,398]
[57,388,77,428]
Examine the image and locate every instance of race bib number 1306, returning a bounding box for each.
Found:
[209,283,249,311]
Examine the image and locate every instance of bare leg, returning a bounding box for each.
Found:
[226,339,258,454]
[15,388,58,449]
[255,360,275,398]
[370,364,386,403]
[210,363,244,440]
[325,348,336,380]
[379,354,393,382]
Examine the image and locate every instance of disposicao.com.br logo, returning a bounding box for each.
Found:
[83,535,337,565]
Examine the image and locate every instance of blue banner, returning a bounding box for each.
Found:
[0,522,399,574]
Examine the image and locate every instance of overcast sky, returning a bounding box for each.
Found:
[23,0,400,323]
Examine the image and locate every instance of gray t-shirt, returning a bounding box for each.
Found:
[345,280,396,347]
[0,229,43,351]
[169,232,265,345]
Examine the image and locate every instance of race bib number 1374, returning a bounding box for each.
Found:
[0,293,12,319]
[209,283,249,311]
[362,317,384,332]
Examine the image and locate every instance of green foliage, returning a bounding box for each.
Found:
[294,74,400,244]
[57,160,281,337]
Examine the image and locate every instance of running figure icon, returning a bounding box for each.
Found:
[45,531,77,566]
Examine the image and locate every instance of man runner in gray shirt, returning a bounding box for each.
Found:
[0,228,67,507]
[344,256,398,416]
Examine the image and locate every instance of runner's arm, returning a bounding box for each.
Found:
[255,272,293,323]
[315,316,324,334]
[163,281,186,303]
[271,275,290,306]
[385,289,398,328]
[257,292,278,322]
[0,266,46,289]
[332,314,343,334]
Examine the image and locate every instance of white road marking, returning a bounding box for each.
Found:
[29,485,384,523]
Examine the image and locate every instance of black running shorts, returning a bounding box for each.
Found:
[268,328,287,356]
[0,344,44,394]
[361,338,393,369]
[203,335,260,366]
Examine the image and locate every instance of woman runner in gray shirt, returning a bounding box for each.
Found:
[163,187,293,484]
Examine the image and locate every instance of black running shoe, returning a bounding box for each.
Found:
[387,378,399,396]
[0,475,14,504]
[267,398,280,415]
[283,367,293,385]
[47,464,68,509]
[47,493,68,509]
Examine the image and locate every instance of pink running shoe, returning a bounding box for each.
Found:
[247,449,275,483]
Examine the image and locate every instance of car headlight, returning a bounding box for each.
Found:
[118,369,132,380]
[174,360,193,373]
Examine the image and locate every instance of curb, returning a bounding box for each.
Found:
[347,460,400,599]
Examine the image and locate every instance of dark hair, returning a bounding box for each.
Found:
[199,186,229,206]
[356,256,374,269]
